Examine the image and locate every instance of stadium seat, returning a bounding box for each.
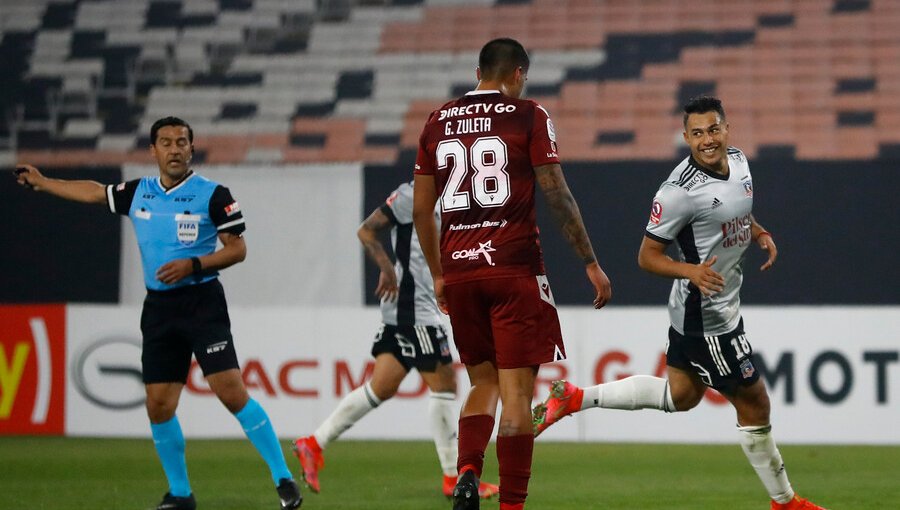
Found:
[2,0,899,165]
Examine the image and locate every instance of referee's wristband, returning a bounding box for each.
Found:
[191,257,203,274]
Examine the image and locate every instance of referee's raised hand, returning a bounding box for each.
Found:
[14,164,43,190]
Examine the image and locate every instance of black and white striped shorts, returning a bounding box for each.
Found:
[666,318,760,395]
[370,323,452,373]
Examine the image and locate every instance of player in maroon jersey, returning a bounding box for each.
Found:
[413,38,612,510]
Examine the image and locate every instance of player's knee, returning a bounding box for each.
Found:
[373,388,397,401]
[220,393,249,414]
[734,381,771,422]
[673,398,700,412]
[672,389,703,411]
[738,393,771,424]
[429,374,457,394]
[145,397,177,423]
[736,403,770,427]
[752,394,771,420]
[212,383,249,413]
[369,381,398,401]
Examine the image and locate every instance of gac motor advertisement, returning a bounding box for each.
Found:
[2,305,897,444]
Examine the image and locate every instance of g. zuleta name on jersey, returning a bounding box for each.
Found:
[445,117,491,135]
[448,219,508,231]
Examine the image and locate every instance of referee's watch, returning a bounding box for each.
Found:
[191,257,203,274]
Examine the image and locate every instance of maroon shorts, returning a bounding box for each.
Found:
[444,275,565,369]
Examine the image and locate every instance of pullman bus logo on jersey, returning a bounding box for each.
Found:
[448,219,507,231]
[451,240,497,266]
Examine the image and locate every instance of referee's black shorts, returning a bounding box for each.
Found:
[140,279,240,384]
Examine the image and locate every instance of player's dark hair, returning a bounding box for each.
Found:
[683,96,726,127]
[150,116,194,144]
[478,38,530,81]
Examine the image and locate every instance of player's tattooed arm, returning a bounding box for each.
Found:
[534,163,597,265]
[536,163,612,307]
[358,208,398,301]
[358,208,393,265]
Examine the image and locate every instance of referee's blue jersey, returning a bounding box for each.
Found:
[106,171,246,291]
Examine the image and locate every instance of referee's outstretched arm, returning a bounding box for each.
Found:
[14,163,107,204]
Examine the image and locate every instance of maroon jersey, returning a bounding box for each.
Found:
[415,90,560,285]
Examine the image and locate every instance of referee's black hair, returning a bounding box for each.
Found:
[683,96,726,127]
[478,38,530,81]
[150,116,194,144]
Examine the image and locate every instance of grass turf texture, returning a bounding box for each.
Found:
[1,437,896,509]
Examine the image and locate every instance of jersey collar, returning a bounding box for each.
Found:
[465,90,501,96]
[156,170,195,194]
[688,155,729,181]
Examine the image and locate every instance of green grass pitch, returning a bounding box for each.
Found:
[2,437,897,509]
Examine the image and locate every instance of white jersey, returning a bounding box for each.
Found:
[645,147,754,336]
[379,181,443,327]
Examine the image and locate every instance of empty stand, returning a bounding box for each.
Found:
[2,0,899,166]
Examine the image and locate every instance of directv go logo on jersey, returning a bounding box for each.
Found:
[0,305,66,434]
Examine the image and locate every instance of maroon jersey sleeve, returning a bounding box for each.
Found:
[529,102,561,167]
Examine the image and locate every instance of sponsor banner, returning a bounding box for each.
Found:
[66,306,440,439]
[65,305,899,443]
[538,307,900,444]
[0,305,66,435]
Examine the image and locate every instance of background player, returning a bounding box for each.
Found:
[413,38,612,510]
[291,180,498,500]
[14,117,301,510]
[532,97,826,510]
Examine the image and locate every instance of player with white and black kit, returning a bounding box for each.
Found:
[649,145,758,344]
[533,96,826,510]
[291,181,498,500]
[379,182,444,330]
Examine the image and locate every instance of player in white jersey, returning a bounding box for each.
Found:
[533,97,826,510]
[291,181,497,500]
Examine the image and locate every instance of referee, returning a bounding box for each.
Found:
[15,117,302,510]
